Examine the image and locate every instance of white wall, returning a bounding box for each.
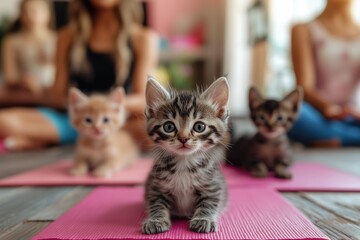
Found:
[0,0,21,19]
[223,0,252,117]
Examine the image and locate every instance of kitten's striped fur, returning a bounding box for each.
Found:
[142,77,230,234]
[228,86,303,179]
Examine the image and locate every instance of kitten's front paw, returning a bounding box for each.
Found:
[142,218,171,234]
[251,167,268,178]
[69,166,88,176]
[274,165,292,179]
[189,218,217,233]
[92,167,112,178]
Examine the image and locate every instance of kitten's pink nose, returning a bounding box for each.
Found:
[178,136,189,144]
[93,127,102,135]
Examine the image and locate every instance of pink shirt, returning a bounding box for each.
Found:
[309,21,360,106]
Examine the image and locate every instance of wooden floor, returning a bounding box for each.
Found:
[1,145,360,240]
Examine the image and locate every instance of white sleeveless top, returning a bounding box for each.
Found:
[309,21,360,106]
[12,33,56,87]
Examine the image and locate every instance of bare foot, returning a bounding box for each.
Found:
[4,137,47,152]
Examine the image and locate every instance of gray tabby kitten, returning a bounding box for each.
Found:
[142,77,230,234]
[228,86,303,179]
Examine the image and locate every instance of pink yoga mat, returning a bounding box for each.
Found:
[0,159,153,186]
[1,159,359,191]
[32,187,329,240]
[222,163,360,192]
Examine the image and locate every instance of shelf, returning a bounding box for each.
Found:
[159,48,207,62]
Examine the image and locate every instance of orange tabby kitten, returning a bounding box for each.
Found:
[68,87,138,178]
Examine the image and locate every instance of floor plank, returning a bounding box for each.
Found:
[0,222,50,240]
[285,193,360,240]
[303,193,360,224]
[0,188,32,204]
[0,187,73,231]
[28,187,93,221]
[0,145,74,179]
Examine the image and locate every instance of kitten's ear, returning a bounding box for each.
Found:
[248,86,263,110]
[281,86,303,114]
[201,77,229,118]
[109,87,125,112]
[68,88,88,110]
[145,76,170,108]
[109,87,125,104]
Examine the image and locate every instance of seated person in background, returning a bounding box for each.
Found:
[0,0,56,106]
[0,0,158,151]
[289,0,360,147]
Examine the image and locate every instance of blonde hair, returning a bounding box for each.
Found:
[8,0,55,33]
[69,0,143,84]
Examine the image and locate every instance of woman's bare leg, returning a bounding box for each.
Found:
[123,115,153,152]
[0,85,45,107]
[0,108,59,151]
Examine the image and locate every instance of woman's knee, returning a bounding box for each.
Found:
[0,110,22,137]
[292,103,324,128]
[289,102,336,143]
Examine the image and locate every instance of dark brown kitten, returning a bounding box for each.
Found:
[228,86,303,179]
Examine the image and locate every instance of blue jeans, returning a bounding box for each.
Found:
[288,102,360,146]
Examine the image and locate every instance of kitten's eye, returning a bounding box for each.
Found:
[103,117,110,124]
[277,115,284,122]
[163,121,176,133]
[193,121,206,133]
[257,114,265,122]
[83,117,92,125]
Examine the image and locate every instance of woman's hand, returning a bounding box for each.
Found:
[323,105,348,120]
[22,74,43,95]
[344,105,360,121]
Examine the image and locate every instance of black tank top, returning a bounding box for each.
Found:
[70,45,134,94]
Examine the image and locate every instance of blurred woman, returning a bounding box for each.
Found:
[289,0,360,147]
[0,0,56,106]
[0,0,158,151]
